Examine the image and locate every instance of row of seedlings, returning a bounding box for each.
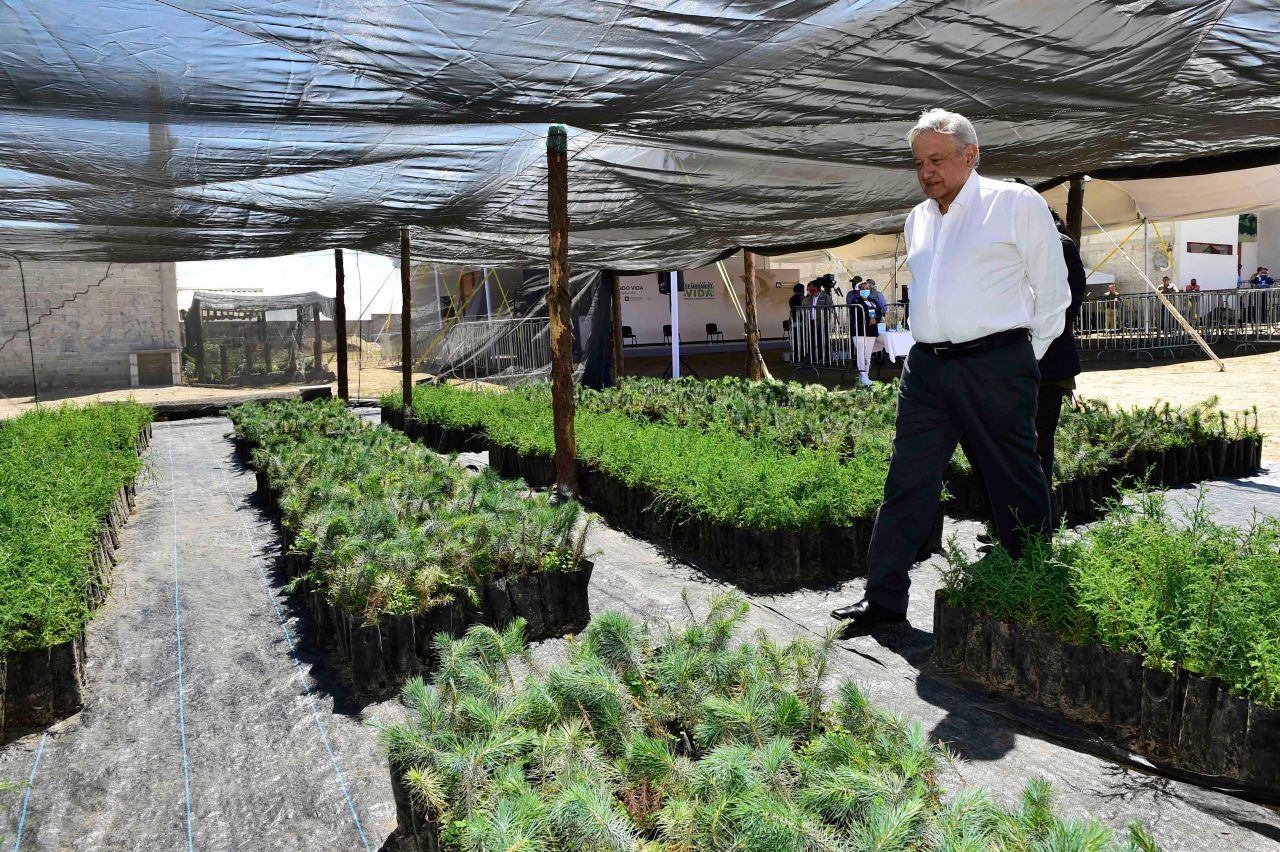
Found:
[0,403,152,743]
[565,377,1262,526]
[935,490,1280,798]
[379,593,1162,851]
[944,397,1263,523]
[385,383,941,594]
[228,399,593,699]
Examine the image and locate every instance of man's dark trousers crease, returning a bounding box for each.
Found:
[864,339,1051,615]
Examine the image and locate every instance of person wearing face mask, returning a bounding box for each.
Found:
[846,282,880,386]
[865,278,889,318]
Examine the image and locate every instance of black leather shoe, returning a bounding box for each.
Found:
[829,598,908,632]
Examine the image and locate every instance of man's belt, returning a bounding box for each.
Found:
[916,328,1030,359]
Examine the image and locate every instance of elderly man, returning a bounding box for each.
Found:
[831,108,1070,632]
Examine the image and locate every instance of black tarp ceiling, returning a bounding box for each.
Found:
[1,1,1278,270]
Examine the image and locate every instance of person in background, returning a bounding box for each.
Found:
[1104,282,1119,297]
[846,282,880,386]
[788,283,805,362]
[844,275,864,307]
[800,278,833,364]
[865,278,889,317]
[1184,278,1201,292]
[829,107,1068,632]
[788,282,805,311]
[1253,267,1274,288]
[1158,276,1177,294]
[1035,208,1086,506]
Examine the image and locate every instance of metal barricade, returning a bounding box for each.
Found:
[421,316,551,382]
[1076,292,1203,359]
[788,304,877,373]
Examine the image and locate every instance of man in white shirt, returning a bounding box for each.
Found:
[831,108,1070,632]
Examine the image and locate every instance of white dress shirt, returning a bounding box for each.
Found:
[904,170,1069,360]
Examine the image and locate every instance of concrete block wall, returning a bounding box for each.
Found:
[0,259,180,395]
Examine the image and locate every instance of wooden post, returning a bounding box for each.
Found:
[259,311,270,374]
[1066,173,1085,246]
[607,270,624,380]
[334,248,350,400]
[191,297,207,382]
[741,250,765,380]
[546,125,578,496]
[312,305,324,379]
[400,226,413,412]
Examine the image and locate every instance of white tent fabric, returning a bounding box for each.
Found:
[1,1,1279,269]
[1085,166,1280,225]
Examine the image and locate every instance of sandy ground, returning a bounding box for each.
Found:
[0,365,426,421]
[1075,353,1279,459]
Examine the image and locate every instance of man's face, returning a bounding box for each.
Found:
[912,131,977,209]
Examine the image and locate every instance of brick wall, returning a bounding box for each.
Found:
[0,260,180,395]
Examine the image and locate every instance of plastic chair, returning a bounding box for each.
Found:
[705,322,724,343]
[663,324,672,344]
[621,325,638,346]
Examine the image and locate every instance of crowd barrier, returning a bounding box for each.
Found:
[1077,288,1280,358]
[787,304,894,372]
[422,316,552,381]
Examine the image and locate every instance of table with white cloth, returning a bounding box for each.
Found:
[874,330,915,362]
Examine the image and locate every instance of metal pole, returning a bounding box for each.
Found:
[334,248,349,400]
[400,226,413,411]
[483,266,493,324]
[546,124,578,495]
[669,271,681,379]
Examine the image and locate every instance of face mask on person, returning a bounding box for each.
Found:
[859,289,870,297]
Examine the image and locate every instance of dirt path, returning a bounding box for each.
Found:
[0,419,398,850]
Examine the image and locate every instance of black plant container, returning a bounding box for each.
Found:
[932,596,1280,799]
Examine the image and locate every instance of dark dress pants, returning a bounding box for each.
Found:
[864,340,1052,613]
[962,381,1071,526]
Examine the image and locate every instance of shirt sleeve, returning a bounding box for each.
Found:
[1016,193,1070,360]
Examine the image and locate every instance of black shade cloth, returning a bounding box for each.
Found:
[0,2,1278,269]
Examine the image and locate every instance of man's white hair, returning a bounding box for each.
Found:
[908,108,980,167]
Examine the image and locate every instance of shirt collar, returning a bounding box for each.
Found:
[928,168,981,216]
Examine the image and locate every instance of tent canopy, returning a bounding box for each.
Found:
[1,1,1279,269]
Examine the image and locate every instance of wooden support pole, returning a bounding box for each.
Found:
[191,297,207,382]
[607,269,624,380]
[334,248,350,400]
[312,305,324,380]
[260,311,270,374]
[546,125,578,496]
[400,226,413,412]
[741,250,765,380]
[1066,173,1085,247]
